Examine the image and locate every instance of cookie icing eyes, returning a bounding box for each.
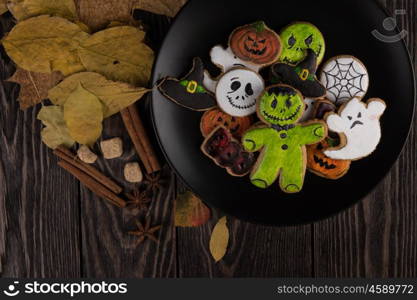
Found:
[216,69,265,117]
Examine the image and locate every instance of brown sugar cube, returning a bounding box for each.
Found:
[77,145,98,164]
[100,138,123,159]
[124,162,143,183]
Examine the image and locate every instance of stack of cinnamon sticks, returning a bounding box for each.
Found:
[121,104,161,174]
[54,146,126,208]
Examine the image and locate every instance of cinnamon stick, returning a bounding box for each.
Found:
[53,146,123,194]
[121,105,161,174]
[58,161,126,208]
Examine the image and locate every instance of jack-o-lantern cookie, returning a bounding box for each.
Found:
[200,108,253,139]
[279,22,326,65]
[229,21,282,66]
[158,57,216,111]
[215,68,265,117]
[201,126,256,177]
[320,55,370,105]
[271,49,326,99]
[242,84,327,193]
[324,97,386,161]
[307,136,351,180]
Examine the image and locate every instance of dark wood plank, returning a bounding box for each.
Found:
[313,0,417,277]
[0,15,81,277]
[79,13,176,278]
[176,180,312,278]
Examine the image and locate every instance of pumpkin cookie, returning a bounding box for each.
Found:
[229,21,282,66]
[158,57,216,111]
[202,126,256,177]
[242,85,327,193]
[200,108,253,139]
[279,22,326,65]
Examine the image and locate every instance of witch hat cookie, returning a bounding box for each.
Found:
[158,57,217,111]
[271,49,326,98]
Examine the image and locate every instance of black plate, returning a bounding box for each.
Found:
[151,0,415,226]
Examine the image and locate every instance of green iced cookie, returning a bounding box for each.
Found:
[242,85,326,193]
[279,22,325,65]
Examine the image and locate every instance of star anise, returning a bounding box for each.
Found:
[143,172,166,195]
[128,218,162,246]
[125,189,152,212]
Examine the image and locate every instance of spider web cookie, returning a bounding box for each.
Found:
[320,56,369,105]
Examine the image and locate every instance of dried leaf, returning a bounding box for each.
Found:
[75,0,136,32]
[48,72,149,118]
[78,26,154,86]
[175,190,211,227]
[2,15,89,75]
[7,67,63,109]
[63,84,103,145]
[209,217,229,262]
[37,105,75,149]
[133,0,187,17]
[7,0,77,21]
[0,0,8,15]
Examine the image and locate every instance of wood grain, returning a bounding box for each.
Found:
[313,0,417,278]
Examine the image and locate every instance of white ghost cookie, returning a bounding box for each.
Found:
[324,98,386,161]
[203,45,261,93]
[215,68,265,117]
[298,98,316,123]
[320,55,369,105]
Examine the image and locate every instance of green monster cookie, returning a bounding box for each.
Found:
[242,85,327,193]
[279,22,326,65]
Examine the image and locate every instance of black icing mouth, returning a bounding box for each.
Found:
[282,45,322,64]
[226,95,256,110]
[233,63,245,68]
[262,105,301,123]
[350,120,364,129]
[282,57,298,65]
[314,155,336,170]
[244,44,267,56]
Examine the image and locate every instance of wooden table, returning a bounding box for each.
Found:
[0,0,415,278]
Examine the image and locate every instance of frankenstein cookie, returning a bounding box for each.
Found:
[324,97,386,161]
[320,55,370,105]
[229,21,282,66]
[158,57,216,111]
[279,22,326,65]
[242,85,327,193]
[202,126,256,177]
[216,68,265,117]
[272,49,326,98]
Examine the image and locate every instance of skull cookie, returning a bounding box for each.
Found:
[215,68,265,117]
[279,22,326,65]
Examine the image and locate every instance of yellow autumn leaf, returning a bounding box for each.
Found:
[48,72,149,118]
[78,26,154,86]
[133,0,187,17]
[209,217,229,262]
[7,0,77,21]
[0,0,8,15]
[63,85,104,145]
[2,15,89,75]
[37,105,75,149]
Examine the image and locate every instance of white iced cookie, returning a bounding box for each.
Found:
[298,98,316,123]
[215,68,265,117]
[203,46,261,93]
[320,56,369,105]
[324,98,386,161]
[210,45,261,73]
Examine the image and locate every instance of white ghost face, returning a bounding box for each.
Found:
[210,46,261,73]
[216,69,265,117]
